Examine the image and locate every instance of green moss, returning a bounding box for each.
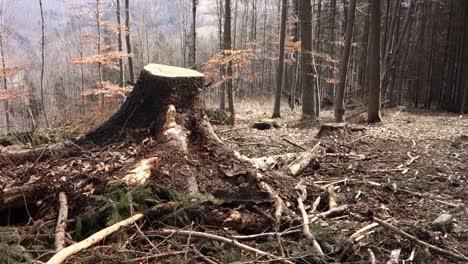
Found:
[0,126,81,146]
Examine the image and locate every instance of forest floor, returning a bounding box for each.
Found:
[209,99,468,263]
[0,99,467,264]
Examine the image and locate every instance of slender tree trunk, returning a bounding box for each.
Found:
[216,0,226,110]
[260,0,267,92]
[359,1,371,98]
[39,0,49,127]
[190,0,197,67]
[440,0,454,108]
[460,2,468,113]
[224,0,235,125]
[425,1,438,109]
[301,0,316,119]
[272,0,287,118]
[368,0,382,123]
[335,0,357,122]
[316,0,322,100]
[96,0,103,84]
[125,0,135,84]
[0,31,9,133]
[328,0,337,99]
[116,0,125,88]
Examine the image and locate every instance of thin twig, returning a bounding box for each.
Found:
[372,216,468,262]
[282,138,306,151]
[149,229,294,264]
[296,189,324,256]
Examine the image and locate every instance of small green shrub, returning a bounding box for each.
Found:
[206,109,231,125]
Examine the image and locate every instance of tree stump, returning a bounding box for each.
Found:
[1,64,293,215]
[316,123,348,138]
[81,64,205,145]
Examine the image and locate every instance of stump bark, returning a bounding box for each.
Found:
[81,64,205,144]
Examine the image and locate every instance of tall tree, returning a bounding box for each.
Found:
[39,0,49,127]
[125,0,135,84]
[334,0,357,122]
[189,0,198,67]
[300,0,316,119]
[224,0,235,125]
[115,0,125,88]
[272,0,287,118]
[368,0,382,123]
[96,0,103,84]
[0,3,9,133]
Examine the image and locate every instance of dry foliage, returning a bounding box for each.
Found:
[0,64,28,78]
[0,90,26,102]
[72,51,132,69]
[81,81,132,97]
[204,45,257,88]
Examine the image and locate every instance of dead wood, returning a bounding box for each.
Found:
[287,143,321,176]
[368,249,377,264]
[250,153,298,170]
[149,229,294,264]
[0,140,78,164]
[296,188,324,256]
[316,123,347,138]
[119,157,160,186]
[55,192,68,252]
[46,202,177,264]
[372,216,468,262]
[251,119,280,130]
[47,214,144,264]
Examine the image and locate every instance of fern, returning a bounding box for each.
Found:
[93,184,160,226]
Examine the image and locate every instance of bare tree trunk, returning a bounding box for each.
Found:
[190,0,198,67]
[272,0,287,118]
[316,0,322,101]
[224,0,235,125]
[216,0,226,110]
[367,0,382,123]
[461,2,468,113]
[0,31,9,133]
[96,0,103,84]
[359,1,371,99]
[260,0,267,92]
[301,0,316,119]
[328,0,337,100]
[125,0,135,84]
[335,0,357,122]
[39,0,49,128]
[116,0,125,88]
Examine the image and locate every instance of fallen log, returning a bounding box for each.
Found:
[287,143,321,176]
[54,192,68,252]
[0,140,78,164]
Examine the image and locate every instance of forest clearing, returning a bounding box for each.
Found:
[0,0,467,263]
